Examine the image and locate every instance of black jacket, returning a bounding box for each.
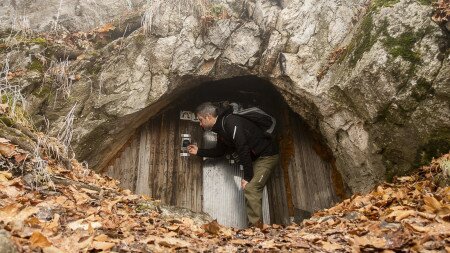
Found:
[197,107,278,181]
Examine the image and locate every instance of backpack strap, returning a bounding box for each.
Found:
[221,114,230,134]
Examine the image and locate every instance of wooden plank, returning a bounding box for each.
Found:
[135,122,151,195]
[266,166,290,224]
[287,110,341,214]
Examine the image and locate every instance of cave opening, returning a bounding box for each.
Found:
[104,76,346,227]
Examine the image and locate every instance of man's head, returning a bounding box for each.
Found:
[195,102,218,131]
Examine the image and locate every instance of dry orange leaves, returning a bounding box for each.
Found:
[0,132,449,252]
[432,0,450,25]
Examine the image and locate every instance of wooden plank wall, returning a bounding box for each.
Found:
[107,106,204,212]
[266,163,290,224]
[105,136,139,191]
[286,110,341,214]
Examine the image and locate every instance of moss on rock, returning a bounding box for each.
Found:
[416,0,433,5]
[27,58,45,72]
[382,31,422,64]
[346,15,388,67]
[0,116,14,127]
[32,85,53,99]
[344,0,433,68]
[29,37,47,46]
[371,0,400,10]
[347,14,375,66]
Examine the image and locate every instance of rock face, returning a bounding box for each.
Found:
[1,0,449,194]
[0,0,146,32]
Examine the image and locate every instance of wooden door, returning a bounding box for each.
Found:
[106,106,204,212]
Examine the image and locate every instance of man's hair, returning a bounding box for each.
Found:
[196,102,218,117]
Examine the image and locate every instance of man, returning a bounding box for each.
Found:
[187,102,279,228]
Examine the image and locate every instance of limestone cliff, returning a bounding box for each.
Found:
[0,0,449,194]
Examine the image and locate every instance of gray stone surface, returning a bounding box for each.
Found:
[0,0,146,32]
[0,230,17,253]
[1,0,449,194]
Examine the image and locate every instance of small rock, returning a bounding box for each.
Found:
[344,211,361,221]
[0,229,18,253]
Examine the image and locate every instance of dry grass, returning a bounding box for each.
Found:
[31,137,54,190]
[141,0,212,35]
[0,55,33,128]
[44,58,75,106]
[57,103,77,158]
[53,0,64,31]
[12,15,32,36]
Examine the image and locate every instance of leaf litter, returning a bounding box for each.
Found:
[0,133,449,252]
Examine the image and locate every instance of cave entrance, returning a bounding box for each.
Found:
[104,76,345,227]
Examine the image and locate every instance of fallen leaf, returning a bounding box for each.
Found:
[320,240,343,251]
[260,239,276,249]
[67,219,102,231]
[242,229,255,236]
[0,171,12,179]
[45,213,60,231]
[404,222,430,233]
[386,210,416,222]
[76,235,94,251]
[0,173,11,182]
[0,142,16,157]
[103,198,121,213]
[92,241,115,250]
[230,239,253,246]
[0,203,21,221]
[0,137,10,143]
[167,224,180,231]
[144,235,191,248]
[437,205,450,216]
[26,217,42,227]
[181,217,195,227]
[80,187,98,194]
[122,235,135,244]
[202,220,221,235]
[30,231,52,248]
[0,185,22,198]
[43,246,64,253]
[88,222,94,234]
[96,23,115,33]
[292,241,310,248]
[69,186,92,205]
[14,206,40,223]
[352,236,387,249]
[423,196,442,213]
[14,153,28,163]
[94,234,109,242]
[396,176,414,183]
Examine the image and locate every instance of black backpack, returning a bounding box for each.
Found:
[221,106,276,137]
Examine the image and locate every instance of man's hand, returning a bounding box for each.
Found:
[187,144,198,155]
[241,179,248,190]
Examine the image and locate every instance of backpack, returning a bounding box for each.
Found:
[221,106,276,137]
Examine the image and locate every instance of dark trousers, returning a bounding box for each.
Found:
[244,154,279,225]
